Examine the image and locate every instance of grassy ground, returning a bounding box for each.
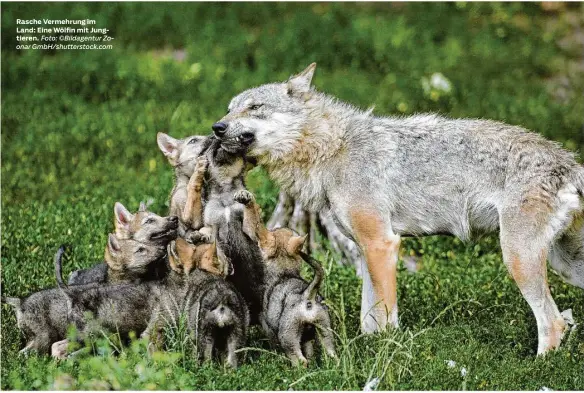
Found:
[2,3,584,390]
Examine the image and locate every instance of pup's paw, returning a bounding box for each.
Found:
[51,339,69,360]
[195,156,209,173]
[234,190,254,206]
[188,230,212,244]
[188,157,209,189]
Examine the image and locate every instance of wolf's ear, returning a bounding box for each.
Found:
[286,234,307,255]
[139,201,147,212]
[157,132,180,165]
[175,238,197,274]
[114,202,134,232]
[107,233,121,254]
[199,242,222,276]
[287,63,316,97]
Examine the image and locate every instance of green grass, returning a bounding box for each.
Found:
[2,2,584,390]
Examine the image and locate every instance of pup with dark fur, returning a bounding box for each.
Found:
[197,136,266,325]
[143,238,249,368]
[235,190,336,366]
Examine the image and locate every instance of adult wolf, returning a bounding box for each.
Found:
[211,63,584,354]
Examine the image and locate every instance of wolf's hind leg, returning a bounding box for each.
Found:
[500,206,566,355]
[225,331,242,368]
[301,339,315,360]
[279,321,307,367]
[316,321,337,359]
[200,335,214,363]
[19,340,37,356]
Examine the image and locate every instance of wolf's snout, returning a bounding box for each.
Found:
[212,122,228,137]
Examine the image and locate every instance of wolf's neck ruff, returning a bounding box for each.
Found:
[256,92,370,211]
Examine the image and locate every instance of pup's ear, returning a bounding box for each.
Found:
[168,241,182,274]
[287,63,316,97]
[114,202,134,233]
[215,242,234,277]
[107,233,121,254]
[175,237,196,274]
[199,242,224,277]
[157,132,180,165]
[286,234,307,256]
[138,201,147,212]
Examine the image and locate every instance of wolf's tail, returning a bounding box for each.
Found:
[1,296,21,308]
[54,245,68,290]
[299,251,324,303]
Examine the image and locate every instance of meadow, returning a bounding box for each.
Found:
[1,2,583,390]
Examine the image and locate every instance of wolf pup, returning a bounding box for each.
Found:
[145,238,249,368]
[2,247,84,355]
[157,132,212,239]
[234,190,335,366]
[68,202,177,285]
[104,233,170,283]
[198,137,266,324]
[212,62,584,354]
[55,250,166,356]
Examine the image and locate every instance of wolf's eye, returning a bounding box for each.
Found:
[249,104,263,110]
[136,247,146,254]
[188,138,198,145]
[144,218,154,225]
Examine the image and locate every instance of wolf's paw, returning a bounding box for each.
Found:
[188,230,212,244]
[234,190,254,206]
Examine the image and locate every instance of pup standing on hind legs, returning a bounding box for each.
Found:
[235,190,336,366]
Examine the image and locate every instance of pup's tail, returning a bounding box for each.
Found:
[299,251,324,303]
[1,296,21,308]
[54,245,68,290]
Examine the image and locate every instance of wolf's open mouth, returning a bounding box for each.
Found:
[239,132,255,144]
[221,133,254,153]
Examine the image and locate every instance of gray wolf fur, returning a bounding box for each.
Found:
[213,63,584,355]
[2,247,87,355]
[199,137,266,325]
[163,133,264,323]
[55,247,166,355]
[145,238,249,368]
[68,233,169,285]
[68,202,177,285]
[235,190,335,366]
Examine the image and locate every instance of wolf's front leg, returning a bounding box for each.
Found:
[349,208,401,333]
[183,157,208,229]
[234,190,267,243]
